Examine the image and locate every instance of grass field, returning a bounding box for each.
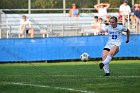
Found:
[0,60,140,93]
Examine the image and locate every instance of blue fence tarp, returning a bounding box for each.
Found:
[0,35,140,62]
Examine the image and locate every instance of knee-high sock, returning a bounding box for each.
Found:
[103,64,110,73]
[102,55,112,65]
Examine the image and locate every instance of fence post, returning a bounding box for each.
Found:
[28,0,31,14]
[127,14,130,29]
[97,0,100,4]
[6,25,10,38]
[62,24,64,37]
[0,10,1,38]
[132,0,134,7]
[139,20,140,34]
[63,0,66,14]
[0,10,1,25]
[0,27,1,39]
[9,25,12,38]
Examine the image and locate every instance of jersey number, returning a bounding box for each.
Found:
[112,35,117,39]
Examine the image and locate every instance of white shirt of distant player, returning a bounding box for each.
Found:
[20,19,31,28]
[119,4,131,15]
[91,21,106,35]
[103,24,128,43]
[98,8,108,19]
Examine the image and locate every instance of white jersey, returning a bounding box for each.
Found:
[98,8,108,20]
[103,24,128,46]
[20,19,31,28]
[119,4,131,15]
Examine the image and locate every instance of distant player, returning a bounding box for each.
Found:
[98,16,130,76]
[20,15,34,38]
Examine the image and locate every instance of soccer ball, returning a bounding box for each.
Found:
[80,53,89,62]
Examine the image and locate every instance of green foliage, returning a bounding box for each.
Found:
[0,0,28,9]
[32,0,62,8]
[0,0,140,13]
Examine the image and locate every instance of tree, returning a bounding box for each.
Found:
[0,0,140,13]
[0,0,27,9]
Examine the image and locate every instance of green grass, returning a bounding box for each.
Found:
[0,60,140,93]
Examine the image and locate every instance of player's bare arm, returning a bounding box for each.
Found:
[98,29,105,34]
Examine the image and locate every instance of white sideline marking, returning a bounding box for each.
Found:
[100,76,140,78]
[42,75,140,78]
[4,82,94,93]
[5,74,140,78]
[117,76,140,78]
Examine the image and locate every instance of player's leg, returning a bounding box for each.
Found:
[101,49,110,75]
[103,64,110,76]
[103,45,119,65]
[29,28,35,38]
[100,46,119,76]
[130,15,135,28]
[99,42,110,70]
[99,48,110,69]
[102,49,109,61]
[136,18,139,34]
[20,27,26,38]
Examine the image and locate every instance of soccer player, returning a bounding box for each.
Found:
[98,16,130,76]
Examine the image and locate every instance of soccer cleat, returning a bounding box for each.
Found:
[105,73,110,76]
[99,63,104,69]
